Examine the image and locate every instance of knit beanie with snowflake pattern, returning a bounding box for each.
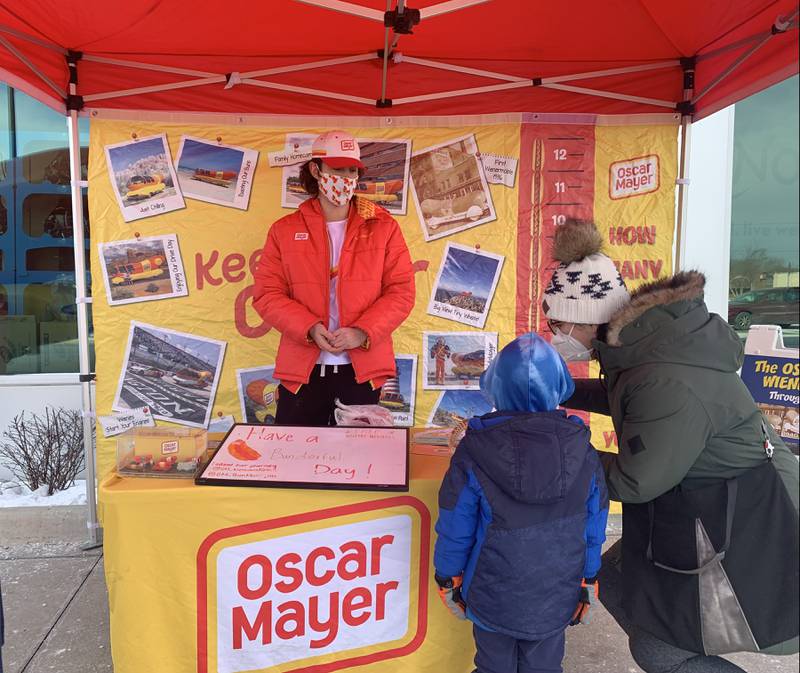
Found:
[543,221,630,325]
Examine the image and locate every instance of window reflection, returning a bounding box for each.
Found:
[729,76,800,348]
[0,85,92,375]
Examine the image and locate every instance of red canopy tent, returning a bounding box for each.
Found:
[0,0,797,118]
[1,0,797,545]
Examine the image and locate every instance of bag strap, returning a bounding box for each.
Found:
[760,417,775,460]
[646,478,738,575]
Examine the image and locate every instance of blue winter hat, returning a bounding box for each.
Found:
[480,332,575,413]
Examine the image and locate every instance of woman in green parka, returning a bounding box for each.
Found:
[542,220,799,673]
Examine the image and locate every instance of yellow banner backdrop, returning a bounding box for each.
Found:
[89,116,678,479]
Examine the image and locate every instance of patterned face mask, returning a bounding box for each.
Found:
[318,171,358,206]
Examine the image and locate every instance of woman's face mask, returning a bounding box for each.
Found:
[551,324,593,362]
[318,171,358,206]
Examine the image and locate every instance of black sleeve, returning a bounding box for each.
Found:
[564,378,611,416]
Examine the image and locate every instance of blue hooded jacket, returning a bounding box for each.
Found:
[434,333,609,640]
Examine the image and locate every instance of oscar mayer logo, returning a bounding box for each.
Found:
[197,497,430,673]
[609,154,660,199]
[340,139,355,152]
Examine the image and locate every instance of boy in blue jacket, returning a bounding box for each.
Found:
[433,332,609,673]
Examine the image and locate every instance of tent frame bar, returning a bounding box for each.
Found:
[540,61,680,83]
[0,34,65,98]
[692,9,799,106]
[540,82,677,109]
[83,54,217,78]
[0,23,65,53]
[78,50,683,109]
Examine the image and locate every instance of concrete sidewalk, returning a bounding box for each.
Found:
[0,507,797,673]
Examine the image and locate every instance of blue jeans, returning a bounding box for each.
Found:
[472,623,566,673]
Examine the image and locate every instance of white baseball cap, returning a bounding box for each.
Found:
[311,130,364,169]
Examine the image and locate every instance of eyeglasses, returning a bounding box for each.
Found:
[546,319,567,335]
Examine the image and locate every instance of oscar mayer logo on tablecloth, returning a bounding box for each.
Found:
[197,497,430,673]
[609,155,660,199]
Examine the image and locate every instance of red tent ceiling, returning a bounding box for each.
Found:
[0,0,797,120]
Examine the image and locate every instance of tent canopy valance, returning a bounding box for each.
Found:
[0,0,797,120]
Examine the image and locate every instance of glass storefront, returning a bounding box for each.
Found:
[729,76,799,347]
[0,86,92,374]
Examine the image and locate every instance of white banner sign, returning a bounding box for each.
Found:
[216,516,412,672]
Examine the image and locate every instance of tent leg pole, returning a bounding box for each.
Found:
[379,0,392,104]
[66,72,101,549]
[674,59,695,272]
[675,116,692,272]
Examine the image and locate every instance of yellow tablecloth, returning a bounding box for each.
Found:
[98,453,476,673]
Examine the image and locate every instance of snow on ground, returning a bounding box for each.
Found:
[0,480,87,507]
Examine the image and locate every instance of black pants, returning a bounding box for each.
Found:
[472,624,566,673]
[275,364,380,427]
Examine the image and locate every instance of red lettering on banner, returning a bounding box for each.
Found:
[603,431,618,448]
[232,602,272,649]
[196,251,223,290]
[308,594,340,648]
[275,601,306,640]
[371,535,394,575]
[222,254,247,283]
[249,249,262,277]
[609,226,656,246]
[224,524,409,661]
[306,547,336,586]
[337,541,368,581]
[374,581,399,621]
[615,259,664,281]
[238,555,272,600]
[342,587,373,627]
[274,553,303,593]
[234,285,272,339]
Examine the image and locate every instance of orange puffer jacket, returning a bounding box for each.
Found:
[252,197,415,389]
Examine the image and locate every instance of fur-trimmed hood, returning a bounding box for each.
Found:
[595,270,744,384]
[606,271,706,347]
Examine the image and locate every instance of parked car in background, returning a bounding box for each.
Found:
[728,287,800,330]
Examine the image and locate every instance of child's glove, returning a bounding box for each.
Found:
[570,577,599,626]
[435,573,466,620]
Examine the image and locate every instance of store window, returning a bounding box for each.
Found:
[0,87,92,374]
[729,76,799,347]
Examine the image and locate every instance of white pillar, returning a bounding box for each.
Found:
[680,106,736,317]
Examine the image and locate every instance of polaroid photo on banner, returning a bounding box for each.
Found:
[113,321,226,429]
[409,134,497,242]
[423,331,498,390]
[379,354,418,427]
[427,390,494,428]
[281,133,316,209]
[175,136,258,210]
[428,243,505,329]
[104,133,184,222]
[354,139,412,216]
[236,365,280,425]
[98,234,187,306]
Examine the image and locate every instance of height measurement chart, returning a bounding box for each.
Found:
[516,124,596,402]
[196,424,409,491]
[516,123,596,336]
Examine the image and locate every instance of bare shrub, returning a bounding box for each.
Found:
[0,407,86,494]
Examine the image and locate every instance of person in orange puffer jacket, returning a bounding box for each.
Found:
[252,130,415,426]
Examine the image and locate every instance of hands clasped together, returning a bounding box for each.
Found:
[309,323,367,353]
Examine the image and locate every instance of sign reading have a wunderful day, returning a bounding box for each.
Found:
[196,425,409,491]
